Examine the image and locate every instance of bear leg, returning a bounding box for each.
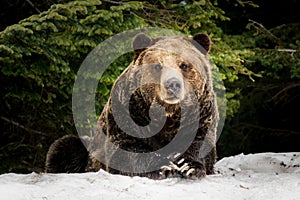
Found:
[45,135,89,173]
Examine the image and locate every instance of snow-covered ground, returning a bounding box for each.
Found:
[1,153,299,200]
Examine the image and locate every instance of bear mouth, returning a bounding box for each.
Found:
[158,88,184,104]
[163,95,181,104]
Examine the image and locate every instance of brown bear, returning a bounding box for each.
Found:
[45,33,219,179]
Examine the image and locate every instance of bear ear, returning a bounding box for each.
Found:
[192,33,211,54]
[133,33,152,55]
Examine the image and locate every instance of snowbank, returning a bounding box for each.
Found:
[1,153,299,200]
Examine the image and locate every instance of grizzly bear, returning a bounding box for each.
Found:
[45,32,219,179]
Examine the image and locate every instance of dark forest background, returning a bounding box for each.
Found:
[0,0,299,173]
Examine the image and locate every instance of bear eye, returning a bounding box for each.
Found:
[179,63,190,72]
[153,64,162,71]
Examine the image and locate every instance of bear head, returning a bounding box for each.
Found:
[130,33,212,106]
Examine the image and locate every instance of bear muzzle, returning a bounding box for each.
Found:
[162,77,184,104]
[165,78,182,95]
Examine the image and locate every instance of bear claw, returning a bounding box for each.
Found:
[160,158,198,179]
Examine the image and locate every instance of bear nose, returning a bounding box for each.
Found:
[164,78,182,96]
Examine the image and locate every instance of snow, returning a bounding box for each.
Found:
[1,153,299,200]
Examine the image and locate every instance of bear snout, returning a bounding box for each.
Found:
[161,76,185,104]
[164,77,182,97]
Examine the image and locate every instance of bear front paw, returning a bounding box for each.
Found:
[160,158,205,179]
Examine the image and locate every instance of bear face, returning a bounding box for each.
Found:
[134,50,189,104]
